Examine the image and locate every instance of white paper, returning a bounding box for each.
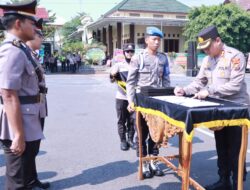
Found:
[152,96,221,108]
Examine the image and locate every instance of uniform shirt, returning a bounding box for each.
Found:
[126,49,170,103]
[31,50,48,118]
[183,45,250,105]
[0,33,44,141]
[110,61,129,100]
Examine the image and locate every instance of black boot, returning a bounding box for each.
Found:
[205,177,232,190]
[120,141,129,151]
[149,160,164,177]
[127,139,136,150]
[28,179,50,189]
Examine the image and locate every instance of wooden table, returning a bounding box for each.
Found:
[135,93,250,190]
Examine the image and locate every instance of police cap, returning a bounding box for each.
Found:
[123,43,135,51]
[197,25,220,50]
[0,0,37,22]
[35,17,43,30]
[146,27,164,38]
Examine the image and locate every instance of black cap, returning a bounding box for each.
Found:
[197,25,220,50]
[35,17,43,30]
[0,0,37,22]
[123,43,135,51]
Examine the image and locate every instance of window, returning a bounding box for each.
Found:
[137,33,140,37]
[137,38,146,48]
[153,14,164,18]
[129,13,140,17]
[164,39,179,52]
[176,15,186,19]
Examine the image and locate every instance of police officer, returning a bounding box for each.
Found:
[126,27,170,178]
[26,22,50,189]
[110,43,136,151]
[0,0,48,189]
[174,25,250,190]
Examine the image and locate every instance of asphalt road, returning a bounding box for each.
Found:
[0,73,250,190]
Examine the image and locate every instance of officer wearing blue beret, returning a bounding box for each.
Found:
[0,0,49,189]
[126,26,170,178]
[174,25,250,190]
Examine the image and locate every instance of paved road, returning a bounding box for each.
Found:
[0,73,250,190]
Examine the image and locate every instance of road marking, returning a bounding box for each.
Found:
[196,128,250,154]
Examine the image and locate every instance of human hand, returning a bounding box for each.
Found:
[174,86,185,96]
[10,135,25,156]
[127,102,135,113]
[192,89,209,99]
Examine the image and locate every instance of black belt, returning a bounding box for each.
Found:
[0,94,40,105]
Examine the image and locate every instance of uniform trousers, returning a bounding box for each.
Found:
[214,126,247,182]
[29,118,46,187]
[1,139,41,190]
[135,115,159,157]
[115,99,135,142]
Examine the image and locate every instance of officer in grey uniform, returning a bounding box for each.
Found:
[174,25,250,190]
[110,43,136,151]
[126,27,170,178]
[0,1,48,189]
[26,22,50,189]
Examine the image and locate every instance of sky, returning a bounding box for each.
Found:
[39,0,225,23]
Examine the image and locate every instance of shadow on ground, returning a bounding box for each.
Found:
[51,160,138,189]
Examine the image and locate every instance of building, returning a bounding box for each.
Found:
[224,0,250,11]
[87,0,191,57]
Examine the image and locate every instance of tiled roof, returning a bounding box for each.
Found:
[104,0,191,17]
[0,7,49,19]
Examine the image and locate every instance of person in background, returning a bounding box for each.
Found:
[110,43,136,151]
[26,19,50,189]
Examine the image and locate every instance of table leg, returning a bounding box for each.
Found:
[237,125,248,190]
[181,133,192,190]
[178,132,183,172]
[136,111,144,180]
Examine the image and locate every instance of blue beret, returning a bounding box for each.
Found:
[146,27,164,38]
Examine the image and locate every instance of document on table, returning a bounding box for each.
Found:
[152,96,221,107]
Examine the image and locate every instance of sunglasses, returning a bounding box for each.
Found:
[125,50,135,53]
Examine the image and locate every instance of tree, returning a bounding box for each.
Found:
[183,4,250,53]
[61,12,87,43]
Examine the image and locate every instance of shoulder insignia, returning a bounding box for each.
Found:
[231,57,240,71]
[221,50,225,57]
[204,61,211,69]
[12,40,22,48]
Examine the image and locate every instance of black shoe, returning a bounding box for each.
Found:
[120,141,129,151]
[149,160,164,177]
[205,178,232,190]
[142,161,153,179]
[127,140,136,150]
[32,180,50,189]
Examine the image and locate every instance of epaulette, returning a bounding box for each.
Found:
[12,39,22,48]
